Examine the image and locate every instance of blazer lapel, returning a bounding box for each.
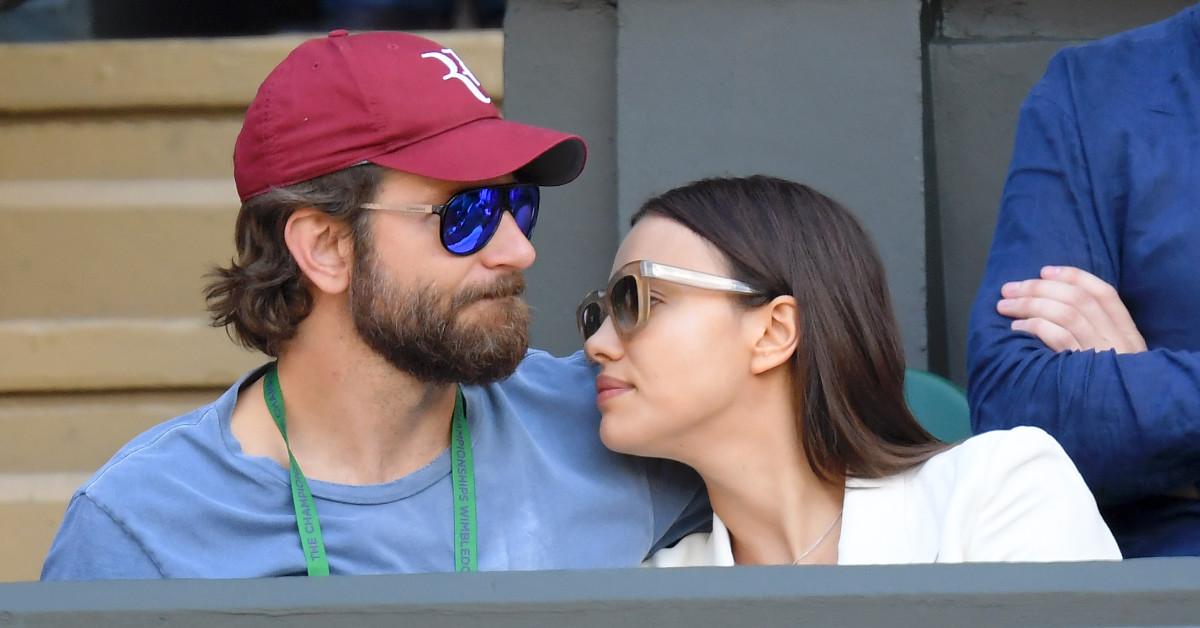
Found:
[838,473,938,565]
[707,515,736,566]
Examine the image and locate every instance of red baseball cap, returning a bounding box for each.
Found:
[233,30,588,201]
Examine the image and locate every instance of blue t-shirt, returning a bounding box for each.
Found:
[41,350,707,579]
[967,6,1200,557]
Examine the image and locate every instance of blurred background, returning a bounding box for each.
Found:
[0,0,1192,581]
[0,0,506,39]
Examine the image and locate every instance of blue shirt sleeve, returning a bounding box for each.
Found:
[966,52,1200,505]
[41,493,164,580]
[506,349,711,559]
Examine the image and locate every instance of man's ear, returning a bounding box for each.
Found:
[747,295,800,375]
[283,208,355,295]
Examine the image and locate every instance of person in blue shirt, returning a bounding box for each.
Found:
[40,30,704,580]
[967,5,1200,558]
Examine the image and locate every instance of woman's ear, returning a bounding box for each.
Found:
[284,208,355,295]
[747,295,800,375]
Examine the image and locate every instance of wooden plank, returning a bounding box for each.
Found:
[0,318,263,393]
[0,179,238,319]
[0,390,220,472]
[0,31,503,112]
[0,115,243,180]
[0,178,235,211]
[0,499,68,583]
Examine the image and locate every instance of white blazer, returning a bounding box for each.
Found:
[648,427,1121,567]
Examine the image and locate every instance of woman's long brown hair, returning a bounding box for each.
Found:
[633,175,947,482]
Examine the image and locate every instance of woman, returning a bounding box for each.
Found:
[578,175,1120,566]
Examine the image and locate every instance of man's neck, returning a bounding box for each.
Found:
[231,323,457,486]
[682,383,844,565]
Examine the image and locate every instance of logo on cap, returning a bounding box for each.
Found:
[421,48,491,104]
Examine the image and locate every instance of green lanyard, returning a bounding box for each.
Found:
[262,364,478,576]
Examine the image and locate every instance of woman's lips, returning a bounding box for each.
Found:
[595,374,633,405]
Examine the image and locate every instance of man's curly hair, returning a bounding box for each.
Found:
[205,164,383,356]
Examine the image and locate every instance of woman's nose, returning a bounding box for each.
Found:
[584,316,623,364]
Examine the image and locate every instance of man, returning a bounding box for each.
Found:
[41,30,704,579]
[967,5,1200,557]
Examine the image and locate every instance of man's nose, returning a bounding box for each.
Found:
[476,212,537,270]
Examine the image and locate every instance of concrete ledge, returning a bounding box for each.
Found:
[3,559,1198,626]
[0,318,262,393]
[0,31,504,113]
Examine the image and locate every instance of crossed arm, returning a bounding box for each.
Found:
[990,266,1200,499]
[966,54,1200,505]
[996,265,1145,356]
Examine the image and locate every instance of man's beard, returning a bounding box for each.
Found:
[349,244,530,386]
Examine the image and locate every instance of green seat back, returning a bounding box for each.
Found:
[903,368,972,443]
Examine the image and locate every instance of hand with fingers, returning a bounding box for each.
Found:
[996,265,1147,354]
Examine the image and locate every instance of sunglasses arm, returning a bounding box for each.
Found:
[360,203,445,216]
[642,262,762,295]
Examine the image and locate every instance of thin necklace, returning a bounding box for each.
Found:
[792,510,843,564]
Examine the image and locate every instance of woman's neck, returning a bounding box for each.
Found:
[683,381,845,565]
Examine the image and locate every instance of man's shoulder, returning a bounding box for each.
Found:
[466,348,617,464]
[78,398,227,504]
[1047,7,1195,100]
[512,348,595,381]
[483,348,597,411]
[1087,6,1195,53]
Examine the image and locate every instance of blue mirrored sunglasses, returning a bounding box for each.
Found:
[361,183,540,256]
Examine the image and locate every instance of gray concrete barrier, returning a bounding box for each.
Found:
[1,559,1198,627]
